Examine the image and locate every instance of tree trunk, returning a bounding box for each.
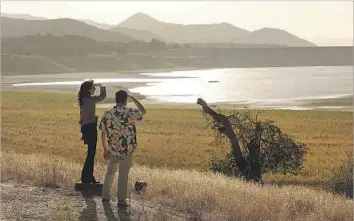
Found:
[197,98,248,176]
[247,123,263,182]
[229,134,247,176]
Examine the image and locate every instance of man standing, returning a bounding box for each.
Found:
[99,90,146,208]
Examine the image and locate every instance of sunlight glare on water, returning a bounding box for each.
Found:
[10,66,353,107]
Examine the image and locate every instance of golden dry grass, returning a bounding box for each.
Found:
[1,91,352,187]
[1,151,352,221]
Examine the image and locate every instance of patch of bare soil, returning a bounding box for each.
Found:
[0,182,188,221]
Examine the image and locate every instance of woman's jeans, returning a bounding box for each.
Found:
[80,123,97,183]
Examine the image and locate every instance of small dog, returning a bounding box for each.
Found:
[124,181,148,215]
[134,181,147,195]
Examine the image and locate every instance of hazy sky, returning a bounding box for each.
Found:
[1,1,353,46]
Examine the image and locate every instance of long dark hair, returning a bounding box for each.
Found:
[78,80,94,107]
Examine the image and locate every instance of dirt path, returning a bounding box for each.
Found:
[0,182,187,221]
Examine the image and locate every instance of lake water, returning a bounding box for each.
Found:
[7,66,353,109]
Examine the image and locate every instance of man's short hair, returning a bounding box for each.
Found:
[115,90,128,103]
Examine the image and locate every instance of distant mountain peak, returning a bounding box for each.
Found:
[118,12,172,31]
[254,27,287,33]
[131,12,154,19]
[124,12,160,23]
[219,22,233,26]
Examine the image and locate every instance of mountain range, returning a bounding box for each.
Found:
[1,13,316,47]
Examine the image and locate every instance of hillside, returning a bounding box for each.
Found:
[2,35,120,56]
[117,12,175,32]
[79,19,114,30]
[116,13,316,46]
[116,13,251,43]
[117,13,250,44]
[1,12,317,46]
[1,13,115,30]
[244,28,316,47]
[0,17,135,42]
[154,23,250,43]
[1,35,351,75]
[189,42,287,48]
[0,13,47,20]
[110,26,164,42]
[1,13,163,41]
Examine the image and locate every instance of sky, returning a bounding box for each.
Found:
[1,1,353,46]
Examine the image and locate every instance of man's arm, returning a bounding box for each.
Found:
[129,95,146,115]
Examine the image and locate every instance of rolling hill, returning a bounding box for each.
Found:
[116,13,250,44]
[155,23,250,43]
[1,35,120,56]
[1,13,47,20]
[243,28,316,47]
[116,13,316,46]
[1,35,350,75]
[109,26,164,42]
[1,12,316,46]
[1,13,116,30]
[0,17,135,42]
[79,19,114,30]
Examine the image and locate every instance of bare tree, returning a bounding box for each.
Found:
[197,98,306,182]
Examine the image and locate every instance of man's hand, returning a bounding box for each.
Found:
[103,149,109,161]
[128,94,137,100]
[101,131,109,160]
[127,94,132,101]
[128,94,146,115]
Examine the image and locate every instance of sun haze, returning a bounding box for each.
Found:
[1,1,352,46]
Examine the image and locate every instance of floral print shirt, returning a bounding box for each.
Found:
[99,106,143,157]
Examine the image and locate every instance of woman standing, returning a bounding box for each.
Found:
[78,80,106,183]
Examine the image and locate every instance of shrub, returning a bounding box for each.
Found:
[206,110,306,178]
[327,153,353,198]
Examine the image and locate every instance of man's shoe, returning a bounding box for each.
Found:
[81,181,91,184]
[102,198,110,202]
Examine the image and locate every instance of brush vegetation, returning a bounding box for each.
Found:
[1,91,352,188]
[1,151,352,221]
[1,91,353,220]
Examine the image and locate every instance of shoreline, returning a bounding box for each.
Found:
[2,66,352,112]
[3,65,352,77]
[3,89,352,111]
[1,66,202,77]
[98,98,353,112]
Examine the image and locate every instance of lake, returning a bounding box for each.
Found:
[4,66,353,110]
